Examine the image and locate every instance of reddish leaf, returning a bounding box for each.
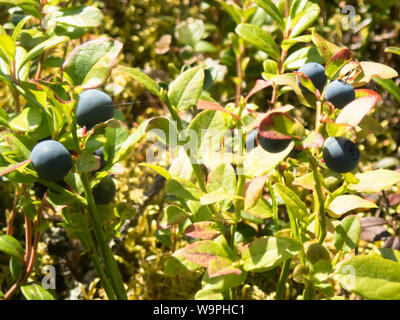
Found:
[335,94,381,127]
[311,29,342,61]
[244,105,295,131]
[355,89,381,99]
[293,71,319,97]
[184,222,221,240]
[389,193,400,206]
[359,61,398,83]
[325,48,354,78]
[383,236,400,250]
[245,176,267,209]
[323,117,356,140]
[259,112,304,140]
[180,240,233,267]
[0,159,32,177]
[244,79,272,103]
[207,257,242,278]
[197,100,240,119]
[360,216,391,242]
[299,131,324,149]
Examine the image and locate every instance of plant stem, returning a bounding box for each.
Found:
[276,258,291,300]
[163,97,216,214]
[302,280,313,300]
[267,180,279,229]
[311,163,326,244]
[81,173,127,300]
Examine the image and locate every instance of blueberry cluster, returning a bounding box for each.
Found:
[30,89,116,204]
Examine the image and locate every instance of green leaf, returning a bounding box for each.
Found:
[289,3,320,38]
[335,256,400,300]
[175,18,204,48]
[334,215,361,253]
[374,248,400,262]
[165,254,201,277]
[327,195,377,218]
[0,32,16,64]
[254,0,285,30]
[121,66,160,97]
[139,163,171,180]
[168,66,204,111]
[311,29,342,62]
[284,46,324,70]
[194,289,224,300]
[274,183,308,222]
[0,234,24,260]
[244,144,293,178]
[242,236,301,272]
[76,152,99,173]
[159,205,190,229]
[281,35,312,51]
[10,256,23,280]
[0,0,38,5]
[235,23,280,61]
[9,105,42,132]
[207,163,237,195]
[385,46,400,56]
[112,120,148,164]
[372,76,400,104]
[51,6,103,28]
[12,15,32,41]
[216,0,242,24]
[146,116,179,145]
[186,110,226,165]
[179,238,237,268]
[184,221,221,240]
[325,48,353,78]
[241,198,273,224]
[349,169,400,193]
[259,112,305,139]
[63,38,123,89]
[21,283,55,300]
[201,267,247,292]
[5,135,31,160]
[20,197,37,219]
[18,36,69,73]
[166,177,204,201]
[200,190,242,205]
[245,176,266,209]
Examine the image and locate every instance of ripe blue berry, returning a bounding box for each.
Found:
[323,137,360,173]
[257,132,291,153]
[325,80,355,109]
[93,147,106,171]
[296,62,327,93]
[92,176,116,205]
[76,89,114,129]
[31,140,72,182]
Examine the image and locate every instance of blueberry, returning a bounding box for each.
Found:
[11,13,25,26]
[93,147,106,171]
[245,130,258,152]
[92,176,116,205]
[323,137,360,173]
[31,140,72,182]
[296,62,327,93]
[257,132,292,153]
[76,89,114,130]
[325,80,355,109]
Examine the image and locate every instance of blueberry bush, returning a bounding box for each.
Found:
[1,0,400,300]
